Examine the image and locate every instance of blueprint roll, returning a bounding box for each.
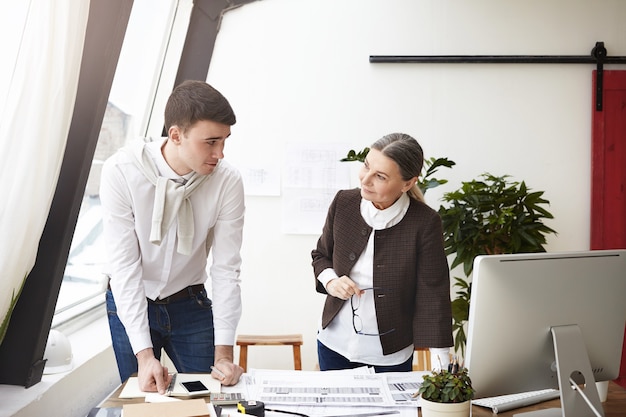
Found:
[237,400,265,417]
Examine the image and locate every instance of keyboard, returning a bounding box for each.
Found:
[472,389,560,413]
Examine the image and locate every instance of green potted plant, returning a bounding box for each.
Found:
[418,365,474,417]
[438,173,557,355]
[341,147,455,195]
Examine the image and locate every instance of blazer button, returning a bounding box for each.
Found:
[361,228,368,236]
[349,253,356,261]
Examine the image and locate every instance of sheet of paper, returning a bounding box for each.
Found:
[384,371,429,406]
[265,405,414,417]
[145,393,182,403]
[280,142,351,235]
[219,368,427,417]
[243,368,401,407]
[228,366,374,398]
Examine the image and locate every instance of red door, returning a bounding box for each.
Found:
[590,69,626,388]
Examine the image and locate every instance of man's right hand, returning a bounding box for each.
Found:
[136,348,172,394]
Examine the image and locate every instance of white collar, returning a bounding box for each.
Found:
[360,192,410,230]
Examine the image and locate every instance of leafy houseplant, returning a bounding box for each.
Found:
[418,367,475,403]
[418,366,474,417]
[341,147,456,195]
[438,173,557,355]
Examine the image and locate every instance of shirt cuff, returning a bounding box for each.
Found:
[215,328,236,346]
[317,268,339,289]
[429,347,452,371]
[130,333,154,356]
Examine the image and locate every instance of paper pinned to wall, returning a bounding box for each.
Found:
[281,142,351,234]
[283,142,351,190]
[240,165,281,196]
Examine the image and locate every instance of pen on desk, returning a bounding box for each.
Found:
[166,372,177,395]
[211,365,226,379]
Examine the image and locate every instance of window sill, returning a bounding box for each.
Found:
[0,303,120,417]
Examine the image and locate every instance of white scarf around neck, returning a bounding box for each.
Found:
[124,139,211,255]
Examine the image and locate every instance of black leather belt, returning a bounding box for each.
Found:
[107,279,205,305]
[149,284,205,304]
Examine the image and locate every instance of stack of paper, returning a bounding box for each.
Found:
[242,368,427,407]
[221,368,430,417]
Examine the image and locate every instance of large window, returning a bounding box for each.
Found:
[54,0,190,326]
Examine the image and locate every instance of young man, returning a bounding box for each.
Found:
[100,80,245,393]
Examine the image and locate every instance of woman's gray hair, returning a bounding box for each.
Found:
[370,133,425,202]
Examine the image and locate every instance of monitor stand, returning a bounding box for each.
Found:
[514,324,605,417]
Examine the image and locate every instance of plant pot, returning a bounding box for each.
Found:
[420,398,471,417]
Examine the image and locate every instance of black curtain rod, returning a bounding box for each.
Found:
[369,55,626,64]
[369,41,626,64]
[369,42,626,111]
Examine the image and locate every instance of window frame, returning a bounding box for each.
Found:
[0,0,133,388]
[53,0,192,328]
[0,0,256,389]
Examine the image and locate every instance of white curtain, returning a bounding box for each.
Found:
[0,0,90,345]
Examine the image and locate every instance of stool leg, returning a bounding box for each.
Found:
[239,345,248,372]
[293,345,302,370]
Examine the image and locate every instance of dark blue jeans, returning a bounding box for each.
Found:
[317,340,413,372]
[106,288,215,383]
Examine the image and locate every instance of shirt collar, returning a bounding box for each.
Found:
[360,192,410,230]
[147,138,194,184]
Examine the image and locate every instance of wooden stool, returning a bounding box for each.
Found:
[236,334,303,372]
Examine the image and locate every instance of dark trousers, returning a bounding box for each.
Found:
[317,340,413,372]
[106,288,215,383]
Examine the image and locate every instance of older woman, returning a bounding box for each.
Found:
[312,132,453,372]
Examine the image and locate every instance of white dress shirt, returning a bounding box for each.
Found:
[100,138,245,354]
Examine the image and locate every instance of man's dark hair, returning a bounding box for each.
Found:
[164,80,236,133]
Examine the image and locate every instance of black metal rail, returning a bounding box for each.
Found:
[369,42,626,111]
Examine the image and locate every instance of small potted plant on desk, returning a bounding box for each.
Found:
[417,359,475,417]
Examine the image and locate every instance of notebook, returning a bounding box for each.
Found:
[119,373,221,398]
[122,398,211,417]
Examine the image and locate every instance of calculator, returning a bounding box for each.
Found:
[210,392,245,405]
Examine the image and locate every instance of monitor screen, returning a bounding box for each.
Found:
[465,250,626,400]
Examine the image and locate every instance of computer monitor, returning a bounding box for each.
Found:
[465,250,626,417]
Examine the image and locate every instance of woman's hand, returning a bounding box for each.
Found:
[325,275,362,300]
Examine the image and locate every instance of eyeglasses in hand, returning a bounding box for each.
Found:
[350,287,396,336]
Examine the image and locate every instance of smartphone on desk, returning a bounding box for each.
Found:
[181,380,211,396]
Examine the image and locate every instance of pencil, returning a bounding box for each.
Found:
[211,365,226,379]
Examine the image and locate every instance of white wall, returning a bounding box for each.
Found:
[206,0,626,371]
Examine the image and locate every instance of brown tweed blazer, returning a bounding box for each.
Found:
[312,188,453,355]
